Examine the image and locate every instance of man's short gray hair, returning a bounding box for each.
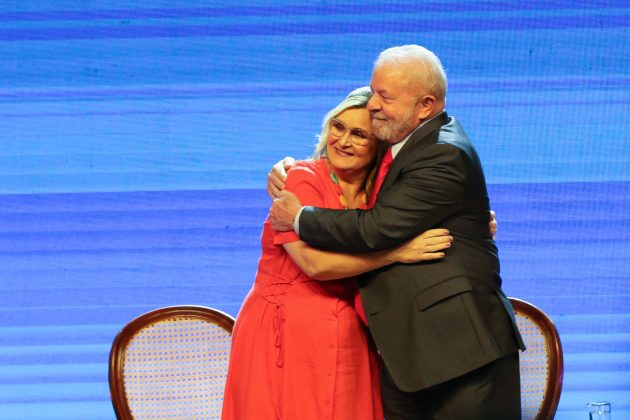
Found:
[374,45,447,101]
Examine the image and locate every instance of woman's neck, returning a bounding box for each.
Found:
[331,166,368,209]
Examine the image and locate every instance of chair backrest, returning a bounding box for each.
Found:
[510,297,563,420]
[109,305,235,420]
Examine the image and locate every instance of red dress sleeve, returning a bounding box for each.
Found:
[273,161,327,245]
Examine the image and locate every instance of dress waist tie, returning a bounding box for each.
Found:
[272,303,285,367]
[255,276,293,368]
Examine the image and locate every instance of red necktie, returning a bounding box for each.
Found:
[356,147,393,325]
[368,147,393,207]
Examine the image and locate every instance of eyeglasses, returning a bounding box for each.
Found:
[329,119,373,146]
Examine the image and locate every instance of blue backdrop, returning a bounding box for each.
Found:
[1,1,629,418]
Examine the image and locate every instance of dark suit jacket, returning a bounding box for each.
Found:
[298,112,525,392]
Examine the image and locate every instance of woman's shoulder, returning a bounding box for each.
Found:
[286,159,327,181]
[283,159,329,205]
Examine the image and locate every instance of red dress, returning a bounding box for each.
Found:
[222,159,382,420]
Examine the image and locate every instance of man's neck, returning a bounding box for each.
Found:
[390,110,445,158]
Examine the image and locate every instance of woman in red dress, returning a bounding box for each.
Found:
[222,87,452,420]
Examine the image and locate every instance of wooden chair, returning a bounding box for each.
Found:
[109,305,235,419]
[510,297,564,420]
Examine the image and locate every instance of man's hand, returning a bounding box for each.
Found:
[269,190,303,231]
[489,210,497,240]
[267,157,296,198]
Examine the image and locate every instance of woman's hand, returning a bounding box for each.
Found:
[489,210,497,239]
[389,229,452,263]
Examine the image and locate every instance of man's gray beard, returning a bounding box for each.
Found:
[372,113,416,142]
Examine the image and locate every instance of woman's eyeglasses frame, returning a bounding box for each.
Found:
[328,118,374,146]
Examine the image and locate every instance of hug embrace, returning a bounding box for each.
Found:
[222,44,525,420]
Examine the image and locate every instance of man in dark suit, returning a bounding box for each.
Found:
[269,45,525,419]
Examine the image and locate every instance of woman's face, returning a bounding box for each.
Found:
[326,107,378,174]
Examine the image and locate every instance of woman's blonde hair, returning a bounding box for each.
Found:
[312,86,387,202]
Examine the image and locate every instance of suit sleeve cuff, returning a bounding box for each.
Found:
[293,206,304,236]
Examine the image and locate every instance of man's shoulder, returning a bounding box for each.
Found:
[434,117,485,166]
[438,116,470,145]
[401,117,474,168]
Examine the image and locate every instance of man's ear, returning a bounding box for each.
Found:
[415,95,437,121]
